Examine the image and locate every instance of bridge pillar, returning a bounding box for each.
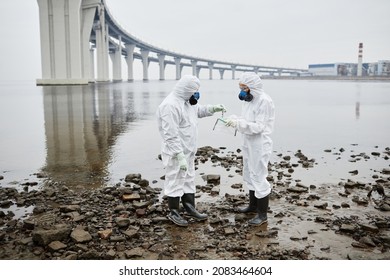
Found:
[110,36,122,82]
[208,62,214,80]
[140,49,150,81]
[191,60,198,77]
[125,44,135,81]
[254,67,259,74]
[36,0,91,85]
[81,2,97,83]
[89,48,95,81]
[196,67,201,78]
[219,69,225,80]
[231,65,236,80]
[174,57,182,80]
[95,6,110,82]
[157,54,166,80]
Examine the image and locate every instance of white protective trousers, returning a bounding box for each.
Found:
[236,73,275,199]
[156,76,213,197]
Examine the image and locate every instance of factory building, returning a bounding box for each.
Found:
[308,61,390,76]
[308,43,390,77]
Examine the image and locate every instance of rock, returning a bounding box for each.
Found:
[98,229,113,239]
[122,193,141,201]
[339,224,356,233]
[23,219,36,230]
[377,233,390,245]
[133,201,151,209]
[211,186,220,195]
[349,170,358,175]
[70,228,92,243]
[352,196,368,206]
[48,241,67,252]
[223,227,235,235]
[125,247,144,258]
[206,174,220,185]
[115,217,130,228]
[106,249,116,259]
[123,228,139,239]
[382,168,390,175]
[358,236,376,247]
[110,235,126,242]
[32,224,72,246]
[0,200,13,208]
[287,186,308,193]
[59,205,81,213]
[125,173,142,183]
[255,230,278,238]
[314,202,328,209]
[358,223,379,233]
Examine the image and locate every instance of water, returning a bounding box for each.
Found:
[0,79,389,192]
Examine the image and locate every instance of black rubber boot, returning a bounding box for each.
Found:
[181,193,208,221]
[167,196,188,227]
[248,195,269,226]
[238,190,257,213]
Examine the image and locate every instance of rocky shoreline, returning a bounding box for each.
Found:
[0,146,389,260]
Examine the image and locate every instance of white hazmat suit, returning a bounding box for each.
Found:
[157,75,214,197]
[156,75,225,226]
[229,73,275,199]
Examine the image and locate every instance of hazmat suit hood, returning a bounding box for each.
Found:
[172,75,200,101]
[239,72,264,98]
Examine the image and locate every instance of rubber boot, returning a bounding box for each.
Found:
[181,193,208,221]
[167,196,188,227]
[248,195,269,226]
[238,190,257,213]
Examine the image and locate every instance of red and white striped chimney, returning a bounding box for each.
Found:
[357,43,363,76]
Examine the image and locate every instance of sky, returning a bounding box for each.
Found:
[0,0,389,81]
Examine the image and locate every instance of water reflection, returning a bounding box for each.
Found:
[42,84,136,187]
[355,83,361,120]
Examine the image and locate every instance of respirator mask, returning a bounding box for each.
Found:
[189,92,200,105]
[238,87,253,102]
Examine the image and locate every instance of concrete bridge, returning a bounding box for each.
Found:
[36,0,308,85]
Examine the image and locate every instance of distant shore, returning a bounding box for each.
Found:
[261,75,390,81]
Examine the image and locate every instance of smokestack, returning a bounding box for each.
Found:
[357,42,363,76]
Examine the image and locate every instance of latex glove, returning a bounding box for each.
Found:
[225,119,237,128]
[176,152,188,171]
[210,104,226,113]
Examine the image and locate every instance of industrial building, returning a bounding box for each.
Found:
[308,43,390,77]
[308,60,390,76]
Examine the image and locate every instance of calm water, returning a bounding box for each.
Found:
[0,79,389,192]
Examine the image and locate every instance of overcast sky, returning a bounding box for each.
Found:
[0,0,389,81]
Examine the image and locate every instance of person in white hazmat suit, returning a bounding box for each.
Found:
[157,75,226,227]
[224,72,275,226]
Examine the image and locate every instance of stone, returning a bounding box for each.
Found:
[125,173,142,183]
[48,241,67,251]
[206,174,220,185]
[125,247,144,258]
[98,229,112,239]
[115,217,130,228]
[70,228,92,243]
[122,193,141,201]
[32,224,72,246]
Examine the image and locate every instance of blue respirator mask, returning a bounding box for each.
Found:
[238,88,253,102]
[189,92,200,105]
